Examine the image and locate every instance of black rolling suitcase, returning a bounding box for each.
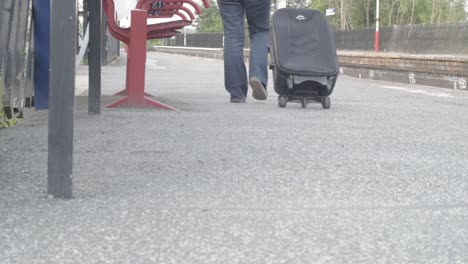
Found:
[269,8,339,109]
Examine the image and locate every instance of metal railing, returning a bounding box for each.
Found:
[0,0,120,127]
[163,32,224,48]
[336,23,468,54]
[165,22,468,55]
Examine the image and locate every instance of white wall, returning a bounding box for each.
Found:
[113,0,138,20]
[278,0,287,9]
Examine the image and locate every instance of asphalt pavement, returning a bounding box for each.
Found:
[1,52,467,263]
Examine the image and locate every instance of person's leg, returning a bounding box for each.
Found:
[217,0,247,100]
[244,0,271,100]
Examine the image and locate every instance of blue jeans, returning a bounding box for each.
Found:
[217,0,271,99]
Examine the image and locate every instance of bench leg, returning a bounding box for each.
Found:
[113,89,154,97]
[106,95,177,111]
[106,9,175,111]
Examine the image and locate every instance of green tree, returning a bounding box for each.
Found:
[197,0,467,32]
[195,0,223,32]
[378,0,467,26]
[308,0,467,29]
[286,0,311,8]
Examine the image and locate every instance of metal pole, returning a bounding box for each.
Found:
[48,0,76,199]
[88,0,102,114]
[375,0,380,52]
[340,0,345,30]
[82,0,89,64]
[101,10,107,65]
[82,0,89,30]
[33,0,51,110]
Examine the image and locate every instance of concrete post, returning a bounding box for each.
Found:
[48,0,76,199]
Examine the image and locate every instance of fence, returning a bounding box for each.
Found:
[166,23,468,55]
[335,23,468,54]
[1,0,34,124]
[106,29,120,63]
[79,6,120,65]
[163,32,224,48]
[0,0,119,126]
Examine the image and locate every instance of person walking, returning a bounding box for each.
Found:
[217,0,271,103]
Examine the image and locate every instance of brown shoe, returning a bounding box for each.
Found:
[249,77,268,100]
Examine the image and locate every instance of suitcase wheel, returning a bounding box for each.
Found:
[301,99,307,108]
[278,96,288,108]
[321,96,331,109]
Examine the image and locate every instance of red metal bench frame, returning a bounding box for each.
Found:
[146,4,196,20]
[102,0,208,110]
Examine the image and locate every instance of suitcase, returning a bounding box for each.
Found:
[269,8,339,109]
